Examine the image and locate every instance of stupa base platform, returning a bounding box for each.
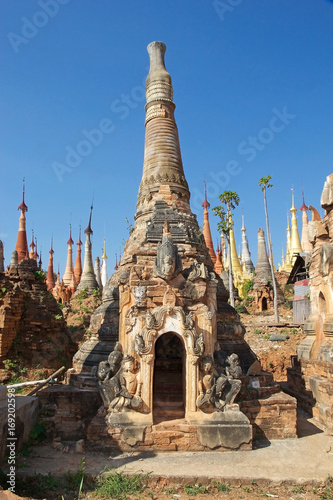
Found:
[87,406,252,452]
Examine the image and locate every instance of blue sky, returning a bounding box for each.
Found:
[1,0,332,274]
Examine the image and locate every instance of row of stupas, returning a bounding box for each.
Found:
[201,183,314,298]
[2,177,314,304]
[6,186,110,303]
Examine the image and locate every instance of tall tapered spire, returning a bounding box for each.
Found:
[241,213,254,275]
[46,239,55,291]
[101,238,108,287]
[229,217,243,276]
[290,189,302,259]
[94,257,103,289]
[15,180,29,262]
[74,227,83,286]
[255,228,272,281]
[300,191,312,253]
[29,230,35,259]
[62,224,75,287]
[202,181,216,264]
[33,237,39,261]
[135,41,191,222]
[221,235,227,268]
[214,240,223,275]
[76,205,99,293]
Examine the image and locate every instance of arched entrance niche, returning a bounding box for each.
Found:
[262,297,267,311]
[153,332,185,423]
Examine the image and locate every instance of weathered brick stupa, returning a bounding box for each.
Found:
[65,41,291,451]
[288,174,333,432]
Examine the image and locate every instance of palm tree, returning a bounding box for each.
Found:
[259,176,279,323]
[212,190,240,308]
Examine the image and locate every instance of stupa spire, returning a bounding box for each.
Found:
[202,181,216,264]
[135,41,191,222]
[76,205,99,293]
[38,248,42,270]
[62,224,75,287]
[29,230,35,259]
[241,213,254,275]
[46,239,55,291]
[229,216,242,276]
[290,189,302,258]
[214,239,223,275]
[101,238,108,287]
[33,237,39,261]
[300,190,312,253]
[15,179,29,262]
[74,226,83,286]
[255,228,272,281]
[94,256,103,289]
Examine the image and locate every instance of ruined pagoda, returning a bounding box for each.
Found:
[70,41,263,451]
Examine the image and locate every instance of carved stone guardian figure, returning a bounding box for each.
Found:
[153,221,182,280]
[196,351,242,412]
[97,342,123,407]
[109,355,143,413]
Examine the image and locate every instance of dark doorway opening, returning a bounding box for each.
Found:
[153,333,185,423]
[262,297,267,311]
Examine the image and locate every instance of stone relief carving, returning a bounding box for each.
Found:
[196,349,242,413]
[133,286,146,305]
[125,306,138,334]
[98,351,143,413]
[109,355,143,413]
[188,260,209,281]
[153,220,182,280]
[193,333,205,357]
[133,306,205,359]
[320,242,333,277]
[97,342,123,407]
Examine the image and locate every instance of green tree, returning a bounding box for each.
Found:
[259,176,279,323]
[213,191,240,308]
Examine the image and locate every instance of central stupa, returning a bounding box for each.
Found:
[71,42,257,450]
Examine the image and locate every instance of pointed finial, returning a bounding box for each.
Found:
[33,237,39,260]
[241,211,246,231]
[77,225,82,245]
[85,203,93,235]
[50,237,54,255]
[201,180,210,209]
[67,223,74,244]
[101,238,107,260]
[300,187,308,211]
[30,229,35,249]
[18,178,28,212]
[114,253,118,270]
[290,187,296,211]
